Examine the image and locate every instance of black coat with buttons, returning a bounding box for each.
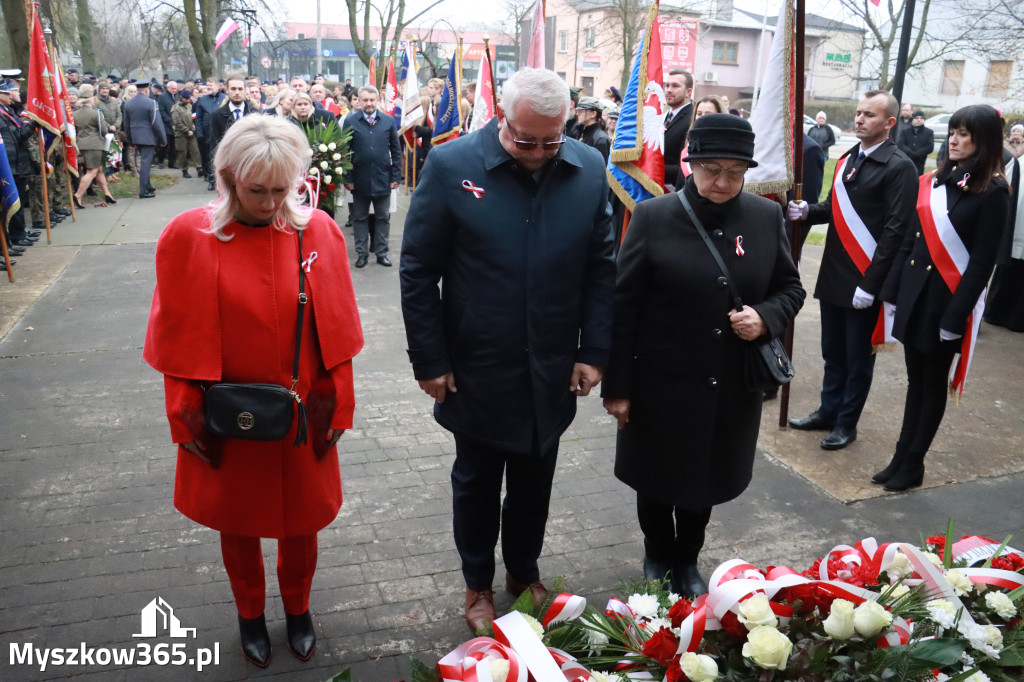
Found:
[880,166,1010,353]
[601,184,805,509]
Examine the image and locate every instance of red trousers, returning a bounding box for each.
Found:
[220,533,318,619]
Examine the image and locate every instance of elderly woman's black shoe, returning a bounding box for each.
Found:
[643,555,672,586]
[672,563,709,599]
[237,613,271,667]
[286,610,316,661]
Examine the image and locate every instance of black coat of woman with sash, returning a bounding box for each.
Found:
[877,105,1011,492]
[602,115,805,596]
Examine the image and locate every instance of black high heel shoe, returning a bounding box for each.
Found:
[237,613,271,667]
[103,194,117,205]
[883,453,926,492]
[73,196,85,209]
[285,610,316,661]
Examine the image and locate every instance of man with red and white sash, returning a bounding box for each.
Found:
[786,90,918,450]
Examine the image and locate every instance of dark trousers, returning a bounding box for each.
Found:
[351,192,390,258]
[220,533,318,619]
[636,496,712,564]
[452,434,559,591]
[7,175,31,242]
[818,300,879,428]
[197,136,211,178]
[896,343,958,455]
[137,145,155,196]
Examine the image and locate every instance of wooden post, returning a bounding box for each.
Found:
[64,165,76,221]
[37,130,52,243]
[1,227,13,281]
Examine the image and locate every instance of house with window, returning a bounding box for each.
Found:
[898,48,1021,113]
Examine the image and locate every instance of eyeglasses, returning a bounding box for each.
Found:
[506,120,565,151]
[697,162,748,182]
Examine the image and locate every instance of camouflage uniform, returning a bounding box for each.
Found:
[171,100,200,174]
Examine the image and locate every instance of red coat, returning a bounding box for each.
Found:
[144,208,363,537]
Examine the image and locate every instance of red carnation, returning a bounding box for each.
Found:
[668,597,695,628]
[779,583,824,615]
[642,626,680,665]
[665,655,685,682]
[927,536,947,559]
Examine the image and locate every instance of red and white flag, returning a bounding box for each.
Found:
[51,51,78,176]
[526,0,546,69]
[383,55,398,116]
[215,18,240,50]
[25,8,61,137]
[469,46,495,132]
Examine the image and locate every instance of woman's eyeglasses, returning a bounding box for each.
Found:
[506,120,565,151]
[697,162,748,181]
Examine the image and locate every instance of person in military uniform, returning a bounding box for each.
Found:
[171,90,201,178]
[575,96,611,163]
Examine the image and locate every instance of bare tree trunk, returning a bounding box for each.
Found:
[77,0,96,70]
[183,0,217,78]
[1,0,30,75]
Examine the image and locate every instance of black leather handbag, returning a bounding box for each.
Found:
[677,191,795,392]
[203,231,310,446]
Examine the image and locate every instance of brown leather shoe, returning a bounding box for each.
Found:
[505,572,548,606]
[465,588,496,633]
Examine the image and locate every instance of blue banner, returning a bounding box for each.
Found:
[0,136,21,231]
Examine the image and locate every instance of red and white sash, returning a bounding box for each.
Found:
[679,144,691,178]
[915,173,985,397]
[830,155,895,349]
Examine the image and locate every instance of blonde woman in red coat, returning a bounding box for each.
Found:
[144,115,363,668]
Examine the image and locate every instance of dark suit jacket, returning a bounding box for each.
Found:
[807,139,918,306]
[663,101,693,187]
[602,186,804,508]
[123,92,167,147]
[897,124,935,175]
[399,117,616,453]
[208,100,260,154]
[344,111,401,197]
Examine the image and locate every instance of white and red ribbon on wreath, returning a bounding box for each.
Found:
[303,174,321,209]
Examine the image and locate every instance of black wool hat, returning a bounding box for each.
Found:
[682,113,758,167]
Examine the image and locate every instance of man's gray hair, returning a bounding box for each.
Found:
[359,85,379,97]
[501,68,570,122]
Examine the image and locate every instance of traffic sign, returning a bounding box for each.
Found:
[260,56,272,69]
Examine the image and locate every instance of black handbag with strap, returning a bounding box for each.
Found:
[203,230,310,446]
[676,190,795,392]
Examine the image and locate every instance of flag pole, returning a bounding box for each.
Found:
[37,130,52,243]
[779,0,806,429]
[456,37,464,136]
[483,36,497,116]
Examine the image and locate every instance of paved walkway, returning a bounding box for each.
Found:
[1,178,1022,681]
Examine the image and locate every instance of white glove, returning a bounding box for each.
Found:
[852,287,875,309]
[787,200,809,222]
[939,329,962,341]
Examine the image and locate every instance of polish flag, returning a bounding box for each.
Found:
[215,18,240,50]
[526,0,546,69]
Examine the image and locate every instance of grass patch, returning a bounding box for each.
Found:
[82,173,182,202]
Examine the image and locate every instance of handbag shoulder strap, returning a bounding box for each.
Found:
[676,190,744,311]
[292,230,306,388]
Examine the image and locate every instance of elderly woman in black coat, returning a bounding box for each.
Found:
[602,114,805,597]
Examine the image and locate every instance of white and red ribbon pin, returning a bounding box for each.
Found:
[302,252,318,273]
[461,179,486,198]
[957,172,970,190]
[735,236,745,256]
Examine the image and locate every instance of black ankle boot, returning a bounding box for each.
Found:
[671,563,709,598]
[237,613,271,667]
[285,610,316,661]
[643,555,672,585]
[883,453,926,492]
[872,446,907,485]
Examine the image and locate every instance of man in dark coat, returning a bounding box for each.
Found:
[157,80,179,168]
[896,110,934,175]
[344,85,401,268]
[208,75,260,192]
[399,68,615,633]
[0,80,40,255]
[787,90,918,449]
[663,68,693,189]
[195,77,225,186]
[122,81,167,199]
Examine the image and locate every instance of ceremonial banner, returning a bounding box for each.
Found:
[214,18,240,50]
[369,50,378,89]
[25,8,61,138]
[744,0,794,195]
[51,51,78,176]
[383,55,398,116]
[398,46,424,139]
[0,137,20,230]
[432,50,463,145]
[469,46,495,133]
[608,1,666,212]
[526,0,546,69]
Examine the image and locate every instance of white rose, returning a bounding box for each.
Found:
[853,600,893,638]
[822,598,856,640]
[742,626,793,670]
[324,175,332,185]
[738,593,778,630]
[946,569,973,597]
[318,143,328,152]
[320,160,329,169]
[680,651,719,682]
[627,593,660,620]
[985,591,1017,620]
[927,599,958,629]
[334,167,344,175]
[309,167,319,174]
[332,152,341,160]
[487,657,509,682]
[328,142,337,150]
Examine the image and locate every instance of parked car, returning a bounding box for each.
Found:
[924,112,951,140]
[804,114,843,142]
